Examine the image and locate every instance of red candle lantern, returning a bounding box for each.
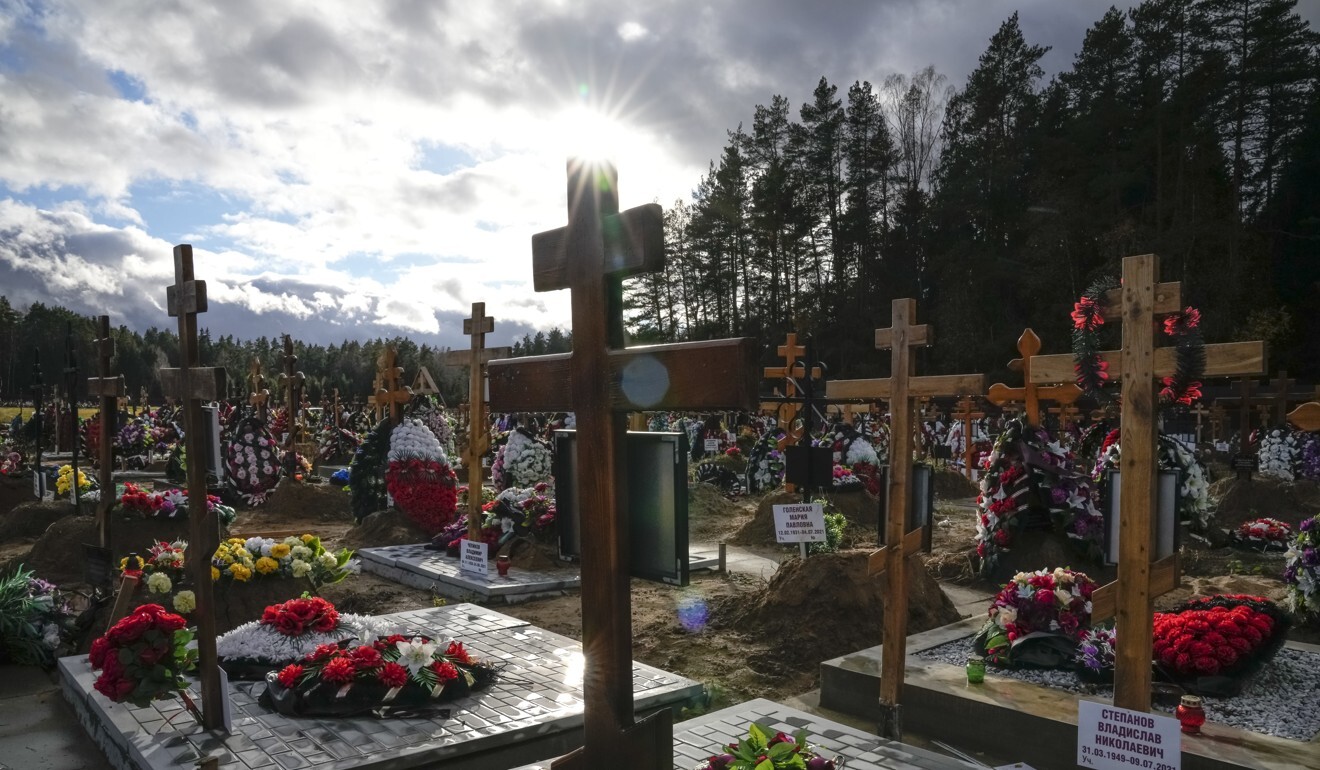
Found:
[1176,695,1205,734]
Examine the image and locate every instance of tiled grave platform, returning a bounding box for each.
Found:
[61,603,702,770]
[511,698,973,769]
[820,616,1319,770]
[357,544,580,603]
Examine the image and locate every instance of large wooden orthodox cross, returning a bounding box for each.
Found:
[1030,254,1266,712]
[826,300,984,739]
[373,347,412,426]
[279,335,306,446]
[953,395,985,481]
[486,160,757,768]
[158,245,227,728]
[1264,370,1297,425]
[986,329,1080,427]
[247,358,269,422]
[87,315,125,549]
[30,350,45,487]
[761,332,822,448]
[442,302,511,542]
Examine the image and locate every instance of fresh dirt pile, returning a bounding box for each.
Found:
[731,490,879,548]
[0,500,76,542]
[689,483,755,542]
[0,476,35,518]
[718,549,959,665]
[934,467,979,499]
[256,479,353,523]
[1210,477,1320,531]
[505,539,561,571]
[338,509,430,551]
[923,503,981,584]
[24,514,197,585]
[981,528,1114,587]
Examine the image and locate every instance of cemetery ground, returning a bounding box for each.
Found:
[2,467,1318,767]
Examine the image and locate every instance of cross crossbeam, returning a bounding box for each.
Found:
[985,328,1081,426]
[486,160,757,768]
[823,299,984,739]
[247,358,270,421]
[763,332,822,448]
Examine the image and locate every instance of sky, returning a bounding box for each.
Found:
[2,1,1316,351]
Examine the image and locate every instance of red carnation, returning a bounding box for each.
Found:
[377,662,408,688]
[309,643,341,662]
[351,645,383,669]
[320,656,357,684]
[445,641,473,664]
[277,664,304,689]
[431,660,460,681]
[89,636,111,669]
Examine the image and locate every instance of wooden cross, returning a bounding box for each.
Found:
[87,315,126,549]
[62,323,83,509]
[247,358,269,422]
[332,388,341,430]
[1031,255,1266,713]
[763,332,822,449]
[986,329,1081,426]
[1188,404,1211,444]
[825,299,984,738]
[486,160,758,768]
[1215,378,1268,452]
[441,302,511,542]
[411,366,443,398]
[1265,369,1297,425]
[1209,403,1227,442]
[158,244,227,729]
[373,347,412,426]
[1046,403,1082,427]
[29,350,45,472]
[953,395,985,481]
[279,335,306,445]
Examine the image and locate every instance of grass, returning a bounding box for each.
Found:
[0,407,103,423]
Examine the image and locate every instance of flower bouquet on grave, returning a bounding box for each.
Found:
[1150,594,1290,697]
[385,419,459,534]
[88,604,201,722]
[973,567,1096,669]
[1074,625,1117,685]
[55,464,95,497]
[1231,517,1293,551]
[226,417,282,506]
[694,722,842,770]
[0,446,24,477]
[1091,429,1213,531]
[500,427,553,489]
[216,597,404,680]
[1300,436,1320,482]
[261,635,498,718]
[349,419,392,521]
[1284,515,1320,622]
[746,430,787,494]
[0,567,75,667]
[212,534,354,587]
[1257,429,1300,481]
[146,487,239,528]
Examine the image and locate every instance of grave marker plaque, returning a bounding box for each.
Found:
[486,159,757,768]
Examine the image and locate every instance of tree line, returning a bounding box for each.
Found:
[624,1,1319,381]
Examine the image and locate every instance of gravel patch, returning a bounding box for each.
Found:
[916,636,1320,741]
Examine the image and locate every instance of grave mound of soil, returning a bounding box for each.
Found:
[0,500,76,542]
[24,513,202,585]
[0,476,36,517]
[1210,477,1320,531]
[339,508,429,551]
[689,483,753,541]
[979,529,1114,587]
[506,539,562,571]
[257,479,353,522]
[720,549,959,664]
[934,467,979,499]
[730,490,879,547]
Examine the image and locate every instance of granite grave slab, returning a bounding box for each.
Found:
[61,603,702,770]
[356,544,581,603]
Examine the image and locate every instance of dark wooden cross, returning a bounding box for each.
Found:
[1188,404,1211,444]
[1032,255,1266,712]
[332,388,341,430]
[986,329,1081,427]
[825,300,984,739]
[953,395,985,481]
[1265,370,1297,425]
[30,349,45,487]
[1209,403,1227,442]
[61,324,86,510]
[443,302,511,542]
[247,358,269,422]
[87,316,126,548]
[762,332,822,450]
[373,347,412,426]
[158,244,227,729]
[486,160,757,768]
[279,335,306,445]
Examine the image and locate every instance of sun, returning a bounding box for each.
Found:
[547,103,631,166]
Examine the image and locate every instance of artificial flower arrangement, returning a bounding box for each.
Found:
[88,604,199,719]
[489,483,557,541]
[974,419,1104,575]
[412,398,456,462]
[316,425,361,464]
[1283,515,1320,621]
[1151,594,1289,694]
[349,419,392,521]
[430,485,503,554]
[824,422,882,495]
[746,429,786,494]
[226,416,283,506]
[262,633,498,717]
[974,567,1097,668]
[385,419,459,534]
[115,483,238,528]
[1232,517,1293,551]
[1256,429,1300,481]
[212,534,355,587]
[1300,435,1320,482]
[215,596,404,679]
[0,567,74,667]
[120,539,189,599]
[55,464,94,496]
[1074,625,1117,683]
[496,427,553,490]
[695,722,840,770]
[0,447,25,476]
[1088,429,1212,531]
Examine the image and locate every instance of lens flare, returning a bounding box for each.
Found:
[676,592,708,632]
